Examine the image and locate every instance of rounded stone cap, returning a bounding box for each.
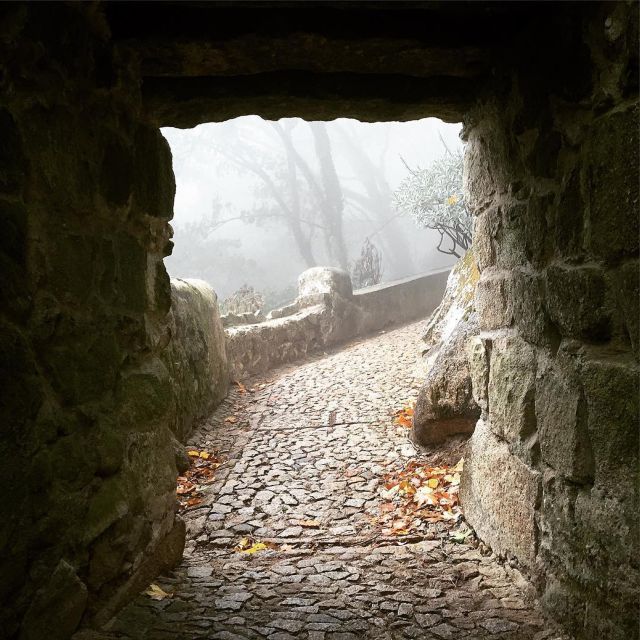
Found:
[297,267,353,300]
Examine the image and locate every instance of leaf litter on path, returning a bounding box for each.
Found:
[374,457,467,538]
[177,449,225,511]
[393,404,414,428]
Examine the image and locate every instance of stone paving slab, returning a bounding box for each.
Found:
[87,321,569,640]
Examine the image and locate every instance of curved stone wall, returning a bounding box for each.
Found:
[163,279,228,442]
[225,267,449,380]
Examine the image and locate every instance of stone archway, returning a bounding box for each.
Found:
[1,3,637,639]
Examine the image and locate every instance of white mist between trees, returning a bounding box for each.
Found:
[162,117,463,309]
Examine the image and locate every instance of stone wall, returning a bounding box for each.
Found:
[353,269,451,335]
[459,3,639,638]
[226,267,449,380]
[0,5,183,636]
[163,279,228,443]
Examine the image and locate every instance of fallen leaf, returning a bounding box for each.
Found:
[225,416,237,424]
[450,528,472,543]
[235,381,247,394]
[187,450,200,457]
[186,497,203,507]
[298,519,321,528]
[427,478,439,489]
[144,583,172,600]
[234,537,272,554]
[176,479,196,495]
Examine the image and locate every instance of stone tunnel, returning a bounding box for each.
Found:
[0,2,637,639]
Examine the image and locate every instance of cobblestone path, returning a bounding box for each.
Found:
[97,321,565,640]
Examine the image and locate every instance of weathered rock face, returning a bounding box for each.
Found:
[0,5,181,636]
[412,251,480,446]
[460,3,639,638]
[162,279,228,443]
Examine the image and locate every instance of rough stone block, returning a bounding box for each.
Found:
[115,233,148,313]
[48,234,96,305]
[476,271,512,331]
[464,133,496,215]
[488,335,537,446]
[545,264,610,340]
[536,347,594,483]
[613,260,639,356]
[476,270,547,344]
[100,139,134,207]
[540,472,639,640]
[585,103,639,262]
[83,476,129,544]
[554,168,585,260]
[44,322,120,405]
[472,207,497,271]
[495,203,530,269]
[0,108,26,195]
[297,267,353,305]
[579,351,638,485]
[460,419,540,568]
[524,193,552,269]
[466,336,489,415]
[133,126,176,219]
[20,560,88,640]
[116,357,172,430]
[412,313,480,447]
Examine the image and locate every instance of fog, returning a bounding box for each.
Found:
[162,117,463,310]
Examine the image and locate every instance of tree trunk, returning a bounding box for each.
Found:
[336,124,416,279]
[308,122,349,271]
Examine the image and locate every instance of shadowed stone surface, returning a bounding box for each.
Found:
[83,321,565,640]
[164,278,229,442]
[461,3,639,637]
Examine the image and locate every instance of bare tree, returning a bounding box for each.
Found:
[334,122,417,278]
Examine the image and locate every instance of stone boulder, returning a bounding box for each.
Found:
[297,266,353,307]
[412,251,481,447]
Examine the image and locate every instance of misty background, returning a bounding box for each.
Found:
[162,117,463,310]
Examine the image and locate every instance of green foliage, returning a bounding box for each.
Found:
[394,149,471,257]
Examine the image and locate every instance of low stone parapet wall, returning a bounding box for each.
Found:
[226,267,450,380]
[353,270,450,335]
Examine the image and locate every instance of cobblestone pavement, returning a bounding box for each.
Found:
[95,321,567,640]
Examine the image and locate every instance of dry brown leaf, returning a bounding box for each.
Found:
[225,416,237,424]
[144,583,172,601]
[298,519,320,528]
